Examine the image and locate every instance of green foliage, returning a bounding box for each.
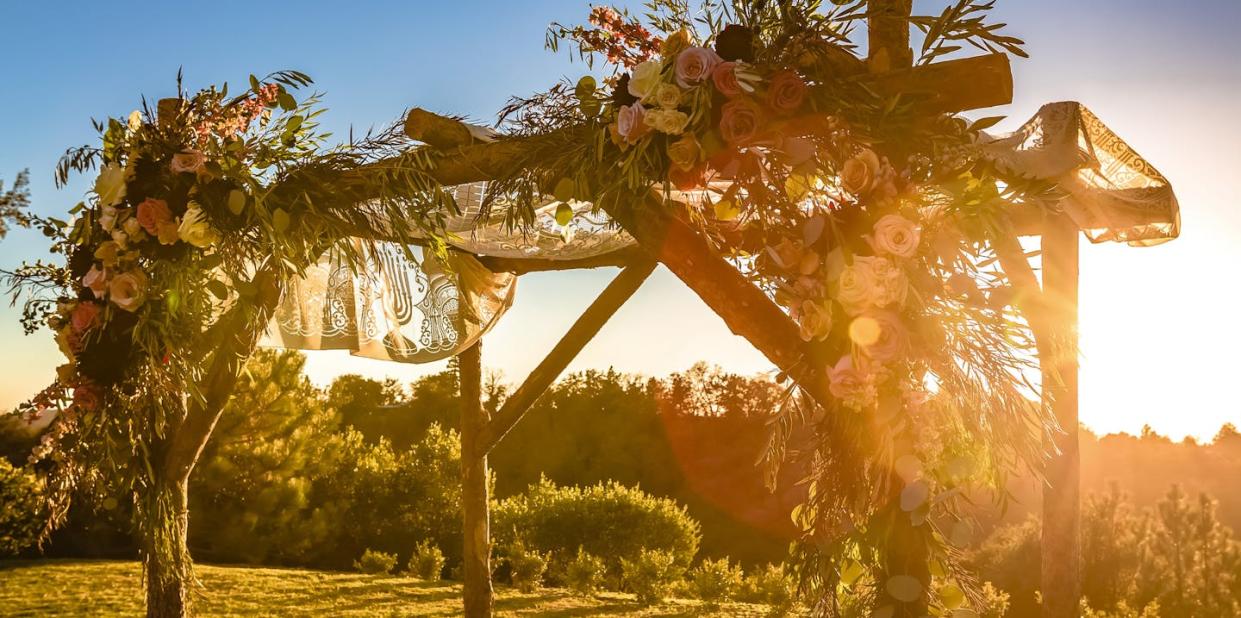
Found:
[406,540,445,581]
[621,548,684,605]
[689,557,743,605]
[740,564,797,616]
[494,477,700,581]
[353,549,397,575]
[564,547,606,596]
[0,460,44,557]
[975,485,1241,617]
[506,540,550,593]
[0,170,32,239]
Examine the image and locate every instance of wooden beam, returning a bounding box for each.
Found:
[458,341,493,618]
[475,246,646,275]
[868,0,913,71]
[1040,214,1082,618]
[872,54,1012,114]
[478,258,656,453]
[603,195,834,408]
[405,108,482,149]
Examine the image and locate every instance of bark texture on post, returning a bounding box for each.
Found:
[1041,214,1082,618]
[868,0,914,71]
[143,477,191,618]
[458,342,493,618]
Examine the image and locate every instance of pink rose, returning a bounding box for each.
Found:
[617,102,649,144]
[675,46,722,88]
[827,355,870,404]
[82,265,109,299]
[766,70,807,114]
[108,270,148,312]
[719,97,763,145]
[72,381,102,412]
[170,150,206,174]
[712,62,743,96]
[856,310,909,363]
[69,302,101,334]
[136,198,173,236]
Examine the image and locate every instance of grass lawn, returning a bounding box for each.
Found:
[0,559,785,617]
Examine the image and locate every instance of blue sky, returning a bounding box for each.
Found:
[1,1,1238,440]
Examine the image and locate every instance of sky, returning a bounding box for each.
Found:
[0,1,1237,441]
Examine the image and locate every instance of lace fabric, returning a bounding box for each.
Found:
[263,102,1180,364]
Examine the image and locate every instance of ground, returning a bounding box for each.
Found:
[0,560,784,617]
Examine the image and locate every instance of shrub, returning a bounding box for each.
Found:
[354,548,398,574]
[564,546,606,596]
[494,477,700,581]
[691,557,744,605]
[743,563,796,615]
[507,540,549,593]
[0,459,43,557]
[621,548,685,605]
[407,539,445,580]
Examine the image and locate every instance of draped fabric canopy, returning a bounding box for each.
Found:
[261,102,1179,364]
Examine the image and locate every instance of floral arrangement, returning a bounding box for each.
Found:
[512,2,1049,615]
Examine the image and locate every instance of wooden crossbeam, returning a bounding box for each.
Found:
[475,246,646,275]
[478,258,656,454]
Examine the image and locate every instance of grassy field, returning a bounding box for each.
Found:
[0,559,784,617]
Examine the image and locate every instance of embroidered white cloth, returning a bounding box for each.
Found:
[262,102,1179,364]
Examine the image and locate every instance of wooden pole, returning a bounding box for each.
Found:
[479,259,656,453]
[1041,214,1081,618]
[458,341,493,618]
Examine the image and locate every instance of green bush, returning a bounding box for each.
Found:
[507,540,549,593]
[690,557,744,605]
[742,563,797,615]
[407,540,445,580]
[621,548,685,605]
[494,477,700,582]
[354,548,398,574]
[564,547,606,596]
[0,459,43,557]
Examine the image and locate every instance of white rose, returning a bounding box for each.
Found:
[627,60,663,100]
[832,255,878,316]
[94,163,129,207]
[644,109,690,135]
[178,205,221,248]
[868,256,909,308]
[108,270,148,312]
[871,214,921,258]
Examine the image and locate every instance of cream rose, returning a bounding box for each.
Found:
[644,108,690,135]
[832,256,878,316]
[94,163,129,207]
[840,149,881,196]
[99,205,119,232]
[94,241,121,267]
[868,256,909,308]
[870,214,921,258]
[122,216,144,240]
[667,134,700,171]
[627,60,662,100]
[653,83,683,109]
[178,205,221,248]
[108,270,148,312]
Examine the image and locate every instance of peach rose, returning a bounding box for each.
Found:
[108,270,148,312]
[136,198,173,236]
[617,102,650,144]
[69,301,101,334]
[712,62,744,97]
[827,355,874,408]
[797,299,833,342]
[170,150,206,174]
[766,70,808,114]
[840,149,882,196]
[719,97,763,145]
[870,214,921,258]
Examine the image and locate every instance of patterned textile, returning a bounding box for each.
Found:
[263,102,1179,364]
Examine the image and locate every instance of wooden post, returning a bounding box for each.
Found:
[1041,214,1081,618]
[458,341,493,618]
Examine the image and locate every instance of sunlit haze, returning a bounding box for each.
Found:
[1,0,1236,441]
